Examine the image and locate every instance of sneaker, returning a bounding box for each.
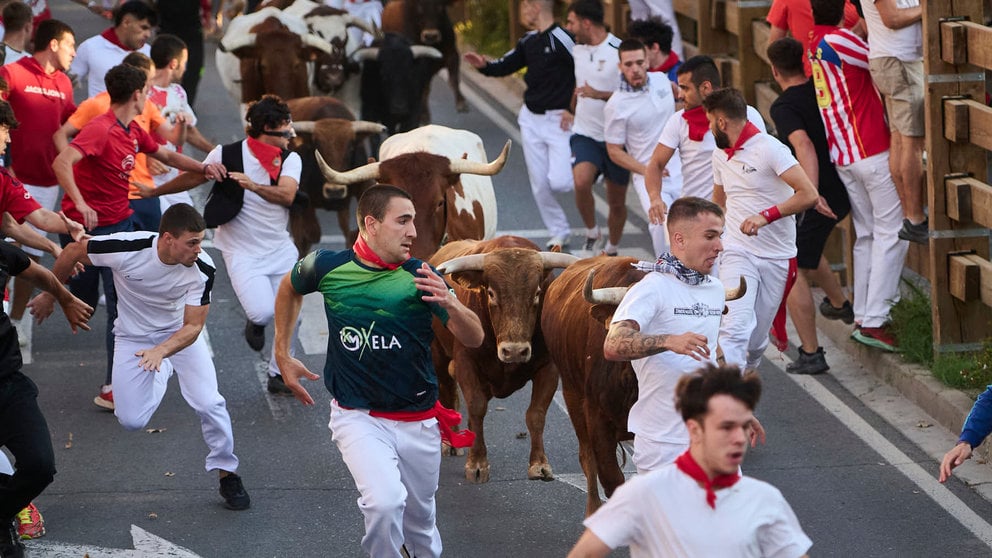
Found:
[545,235,570,250]
[15,503,44,540]
[898,218,929,244]
[219,473,251,510]
[267,374,293,395]
[1,520,24,558]
[853,324,900,352]
[93,384,114,411]
[582,232,603,254]
[786,347,829,375]
[819,297,854,324]
[244,320,265,352]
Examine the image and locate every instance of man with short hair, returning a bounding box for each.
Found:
[564,0,627,256]
[625,0,682,58]
[603,39,678,257]
[0,18,76,350]
[0,1,33,64]
[70,0,156,98]
[273,185,484,558]
[31,203,250,512]
[810,0,908,351]
[767,37,852,375]
[567,364,812,558]
[464,0,576,250]
[626,18,680,87]
[643,56,766,228]
[705,87,817,372]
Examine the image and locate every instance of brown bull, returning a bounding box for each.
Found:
[430,236,578,483]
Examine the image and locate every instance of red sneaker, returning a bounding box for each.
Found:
[853,324,900,352]
[16,502,45,540]
[93,384,114,410]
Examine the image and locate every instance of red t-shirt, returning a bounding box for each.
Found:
[0,167,41,222]
[0,56,76,186]
[766,0,861,76]
[62,110,160,227]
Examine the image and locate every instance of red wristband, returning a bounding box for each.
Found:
[759,205,781,223]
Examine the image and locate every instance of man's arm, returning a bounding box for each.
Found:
[24,207,84,238]
[20,258,92,332]
[52,146,98,230]
[603,319,710,361]
[413,263,484,348]
[138,170,210,198]
[185,126,216,153]
[228,173,297,207]
[273,273,321,406]
[739,164,817,236]
[134,304,208,372]
[1,214,60,257]
[940,386,992,482]
[787,129,838,219]
[644,143,676,224]
[606,143,645,176]
[766,24,787,48]
[53,120,80,154]
[567,530,612,558]
[874,0,922,29]
[149,146,226,181]
[27,239,94,324]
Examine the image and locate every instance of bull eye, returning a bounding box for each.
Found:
[487,288,496,302]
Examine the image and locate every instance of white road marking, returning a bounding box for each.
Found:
[257,359,293,421]
[26,524,202,557]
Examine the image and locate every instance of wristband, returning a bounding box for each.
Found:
[759,205,781,223]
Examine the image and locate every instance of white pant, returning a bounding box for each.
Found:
[221,249,300,377]
[633,436,686,475]
[626,0,684,57]
[719,249,789,370]
[159,191,195,214]
[329,401,442,558]
[113,335,239,473]
[517,106,575,239]
[21,183,60,257]
[631,174,674,258]
[837,152,908,328]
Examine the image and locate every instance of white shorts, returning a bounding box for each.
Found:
[21,184,60,257]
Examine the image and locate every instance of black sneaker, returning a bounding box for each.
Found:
[244,320,265,351]
[898,218,929,244]
[819,297,854,324]
[267,374,293,395]
[219,473,251,510]
[1,520,24,558]
[786,347,829,375]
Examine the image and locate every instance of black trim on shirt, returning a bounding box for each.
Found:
[87,236,154,254]
[194,257,215,306]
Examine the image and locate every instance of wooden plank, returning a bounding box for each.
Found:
[753,20,771,66]
[940,21,968,65]
[943,99,970,142]
[673,0,699,22]
[754,81,779,133]
[949,254,982,302]
[965,20,992,70]
[964,254,992,307]
[967,99,992,151]
[945,176,974,222]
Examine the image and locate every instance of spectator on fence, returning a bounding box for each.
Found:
[765,0,863,76]
[627,18,681,98]
[625,0,683,58]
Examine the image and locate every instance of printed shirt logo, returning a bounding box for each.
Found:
[673,302,722,317]
[339,321,402,359]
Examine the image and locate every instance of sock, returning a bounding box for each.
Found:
[603,242,618,254]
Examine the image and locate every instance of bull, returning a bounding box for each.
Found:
[381,0,467,114]
[431,236,578,482]
[541,257,745,516]
[315,125,506,260]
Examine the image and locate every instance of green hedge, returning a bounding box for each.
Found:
[456,0,512,58]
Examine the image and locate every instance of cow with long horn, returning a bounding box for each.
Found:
[541,196,753,517]
[316,124,508,260]
[429,236,579,483]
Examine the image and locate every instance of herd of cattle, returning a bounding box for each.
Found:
[216,0,740,519]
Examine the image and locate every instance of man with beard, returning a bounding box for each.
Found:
[70,0,156,98]
[705,87,817,372]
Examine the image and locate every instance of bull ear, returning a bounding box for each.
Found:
[448,270,484,290]
[589,304,615,326]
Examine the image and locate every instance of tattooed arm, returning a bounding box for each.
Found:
[603,319,711,362]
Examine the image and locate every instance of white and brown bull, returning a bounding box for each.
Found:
[315,125,506,260]
[431,236,578,482]
[541,257,745,516]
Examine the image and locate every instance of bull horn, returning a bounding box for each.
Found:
[351,120,387,135]
[292,121,315,133]
[582,269,629,305]
[538,252,579,269]
[221,32,257,53]
[315,149,380,184]
[302,33,335,55]
[447,140,511,177]
[351,47,379,63]
[436,254,486,275]
[411,45,443,59]
[344,15,378,37]
[725,276,747,301]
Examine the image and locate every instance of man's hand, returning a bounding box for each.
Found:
[560,111,574,132]
[148,157,169,176]
[648,198,668,225]
[27,292,56,324]
[227,172,257,193]
[939,442,973,483]
[813,196,838,220]
[740,214,770,236]
[463,52,487,69]
[663,332,710,360]
[76,201,98,231]
[277,356,321,406]
[203,162,227,181]
[414,263,457,308]
[56,293,93,333]
[748,416,767,447]
[59,211,86,242]
[135,346,169,372]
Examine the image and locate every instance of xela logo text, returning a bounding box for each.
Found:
[339,322,402,358]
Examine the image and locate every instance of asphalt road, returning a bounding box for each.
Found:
[13,3,992,557]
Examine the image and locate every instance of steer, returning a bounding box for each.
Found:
[315,125,507,260]
[541,256,745,516]
[431,236,578,482]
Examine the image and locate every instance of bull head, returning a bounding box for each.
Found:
[293,119,387,199]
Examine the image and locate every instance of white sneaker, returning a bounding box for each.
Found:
[546,235,571,250]
[9,317,28,348]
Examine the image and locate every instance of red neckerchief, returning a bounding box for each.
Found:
[246,137,282,182]
[769,257,798,351]
[675,450,740,509]
[723,121,761,160]
[682,106,709,142]
[100,27,129,50]
[654,51,680,74]
[353,234,406,270]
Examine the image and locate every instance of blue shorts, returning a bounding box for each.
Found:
[570,134,630,186]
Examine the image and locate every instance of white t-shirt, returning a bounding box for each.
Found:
[149,83,199,187]
[571,33,621,142]
[862,0,922,61]
[70,33,151,98]
[712,132,799,260]
[2,45,28,65]
[611,272,724,443]
[584,464,813,558]
[658,105,766,200]
[204,141,302,259]
[87,232,214,340]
